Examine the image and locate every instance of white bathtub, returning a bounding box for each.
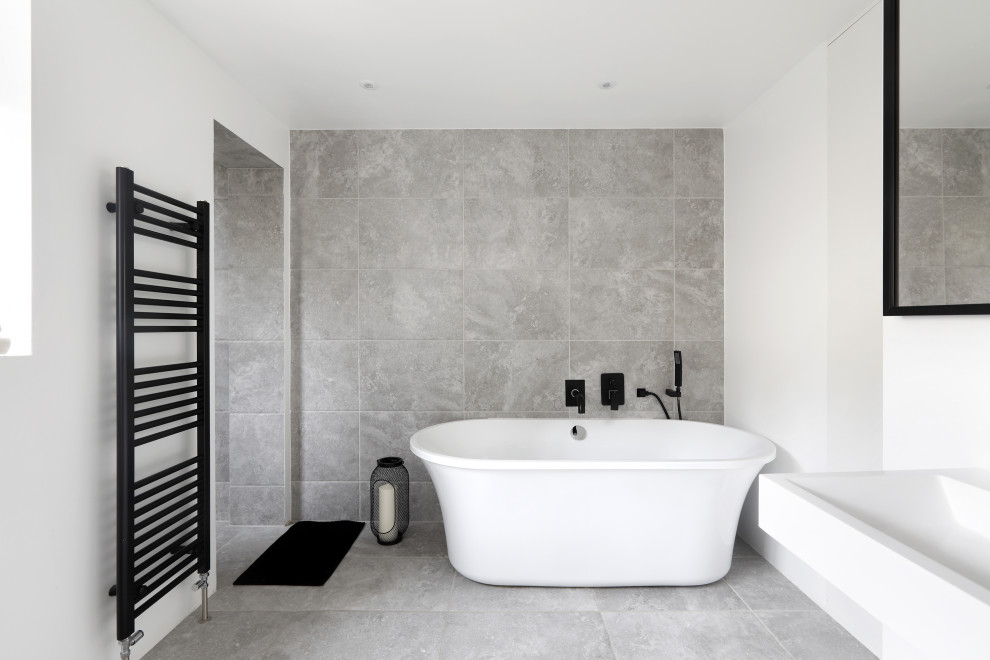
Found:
[760,469,990,660]
[409,418,775,587]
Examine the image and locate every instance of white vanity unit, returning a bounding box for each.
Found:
[760,469,990,660]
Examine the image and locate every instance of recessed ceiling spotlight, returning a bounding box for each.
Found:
[360,80,378,91]
[598,81,617,90]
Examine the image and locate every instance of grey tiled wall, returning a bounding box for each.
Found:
[289,129,724,522]
[215,165,285,524]
[899,128,990,305]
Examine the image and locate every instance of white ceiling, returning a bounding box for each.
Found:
[149,0,875,129]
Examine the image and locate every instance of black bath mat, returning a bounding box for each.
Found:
[233,520,365,586]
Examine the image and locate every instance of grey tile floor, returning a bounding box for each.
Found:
[147,523,874,659]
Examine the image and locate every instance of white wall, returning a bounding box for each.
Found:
[883,316,990,470]
[0,0,32,355]
[725,3,885,654]
[725,46,830,477]
[0,0,288,658]
[827,6,884,473]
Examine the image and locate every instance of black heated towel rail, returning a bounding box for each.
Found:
[107,167,211,659]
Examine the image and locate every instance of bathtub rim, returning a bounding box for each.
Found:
[763,468,990,605]
[410,418,776,471]
[760,468,990,660]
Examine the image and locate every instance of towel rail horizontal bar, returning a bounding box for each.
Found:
[134,493,198,532]
[133,361,201,377]
[133,562,198,618]
[134,283,201,297]
[137,554,198,600]
[134,518,199,579]
[133,298,201,309]
[134,183,199,214]
[136,200,198,226]
[134,373,200,390]
[134,556,198,614]
[134,465,199,504]
[134,409,198,434]
[134,503,197,547]
[134,311,202,321]
[134,213,199,237]
[134,325,201,333]
[133,269,200,285]
[133,520,198,565]
[134,456,200,489]
[134,481,198,519]
[134,552,195,595]
[134,466,197,503]
[134,420,200,446]
[133,529,198,582]
[134,396,198,420]
[133,227,199,250]
[133,385,201,405]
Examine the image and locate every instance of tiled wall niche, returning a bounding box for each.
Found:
[289,129,724,522]
[899,128,990,305]
[214,160,285,525]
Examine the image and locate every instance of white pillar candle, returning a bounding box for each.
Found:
[378,482,397,542]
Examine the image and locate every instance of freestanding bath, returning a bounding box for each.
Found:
[410,418,776,587]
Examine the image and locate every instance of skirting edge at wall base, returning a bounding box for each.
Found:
[738,485,882,657]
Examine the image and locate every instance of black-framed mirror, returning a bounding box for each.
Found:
[883,0,990,315]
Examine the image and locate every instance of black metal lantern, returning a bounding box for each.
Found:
[370,457,409,545]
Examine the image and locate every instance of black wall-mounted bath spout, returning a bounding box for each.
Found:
[565,379,586,414]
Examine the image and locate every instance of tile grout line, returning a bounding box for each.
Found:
[723,577,797,660]
[356,132,363,521]
[597,608,619,660]
[567,129,572,380]
[940,130,946,303]
[672,131,678,350]
[462,131,467,418]
[290,195,728,201]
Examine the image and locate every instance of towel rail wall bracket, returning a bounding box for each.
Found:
[107,166,211,657]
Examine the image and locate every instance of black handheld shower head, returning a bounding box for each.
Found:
[666,350,684,420]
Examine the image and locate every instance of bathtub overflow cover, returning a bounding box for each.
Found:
[571,425,587,440]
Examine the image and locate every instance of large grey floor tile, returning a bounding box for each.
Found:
[152,521,857,660]
[215,521,238,551]
[448,574,597,612]
[603,610,789,660]
[348,523,448,558]
[757,611,875,659]
[724,557,819,611]
[594,581,745,612]
[210,581,324,614]
[144,610,291,660]
[311,556,454,611]
[262,610,445,660]
[441,611,613,659]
